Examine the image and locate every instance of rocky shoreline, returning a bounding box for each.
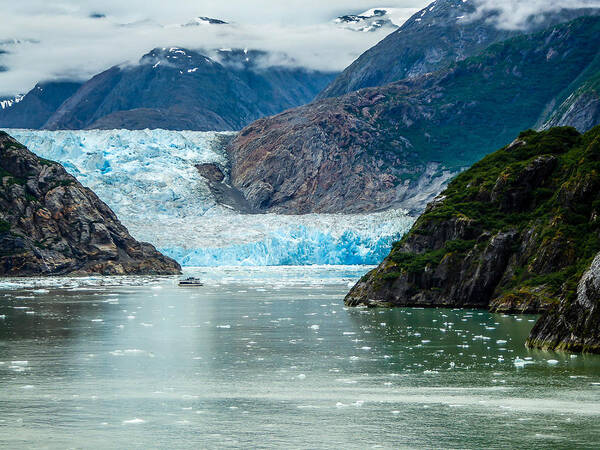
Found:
[346,127,600,353]
[0,131,181,276]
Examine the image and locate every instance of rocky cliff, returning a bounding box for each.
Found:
[542,71,600,133]
[345,126,600,353]
[528,253,600,353]
[228,17,600,214]
[0,131,181,276]
[318,0,599,99]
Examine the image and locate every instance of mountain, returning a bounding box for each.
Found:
[542,71,600,133]
[0,131,180,276]
[0,81,82,129]
[227,16,600,214]
[14,48,334,132]
[334,8,405,33]
[318,0,600,99]
[182,16,228,26]
[346,126,600,353]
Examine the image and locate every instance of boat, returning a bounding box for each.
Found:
[178,277,204,287]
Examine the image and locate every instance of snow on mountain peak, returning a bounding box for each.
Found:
[334,7,419,32]
[0,94,24,110]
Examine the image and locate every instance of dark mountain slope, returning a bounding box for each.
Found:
[542,70,600,132]
[0,132,180,276]
[0,81,82,129]
[346,126,600,353]
[228,16,600,214]
[41,48,336,131]
[318,0,599,99]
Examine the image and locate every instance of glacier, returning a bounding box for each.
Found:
[5,129,416,266]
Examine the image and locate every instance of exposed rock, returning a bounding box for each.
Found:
[345,127,600,353]
[541,74,600,132]
[0,131,181,276]
[196,163,225,183]
[527,253,600,353]
[228,17,600,214]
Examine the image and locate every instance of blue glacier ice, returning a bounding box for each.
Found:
[6,129,416,266]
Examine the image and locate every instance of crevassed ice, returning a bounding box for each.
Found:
[6,129,415,266]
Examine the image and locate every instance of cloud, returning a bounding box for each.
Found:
[0,1,427,96]
[471,0,600,30]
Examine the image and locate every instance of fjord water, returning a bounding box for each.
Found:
[1,267,600,448]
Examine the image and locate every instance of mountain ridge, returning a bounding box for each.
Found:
[227,16,600,214]
[318,0,600,99]
[0,48,336,132]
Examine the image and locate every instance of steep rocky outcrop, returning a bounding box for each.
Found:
[528,253,600,353]
[228,17,600,214]
[542,72,600,132]
[319,0,599,99]
[345,126,600,353]
[0,131,181,276]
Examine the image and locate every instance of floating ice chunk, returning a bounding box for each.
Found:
[297,374,306,380]
[310,325,320,330]
[335,402,347,408]
[513,357,534,368]
[547,359,559,365]
[91,319,103,322]
[496,340,507,344]
[122,418,145,424]
[110,349,146,356]
[217,324,231,329]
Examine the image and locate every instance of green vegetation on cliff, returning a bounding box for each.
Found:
[346,126,600,352]
[393,126,600,301]
[229,16,600,214]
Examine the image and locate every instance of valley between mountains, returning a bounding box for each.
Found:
[2,0,600,355]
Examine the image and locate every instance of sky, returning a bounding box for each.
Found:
[0,0,599,96]
[0,1,429,96]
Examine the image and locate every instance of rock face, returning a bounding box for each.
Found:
[345,126,600,352]
[228,17,600,214]
[9,48,335,132]
[0,131,181,276]
[542,73,600,133]
[528,253,600,353]
[318,0,599,99]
